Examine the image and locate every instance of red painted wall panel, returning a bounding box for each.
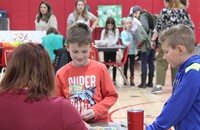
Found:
[99,0,118,5]
[0,0,200,42]
[9,0,30,30]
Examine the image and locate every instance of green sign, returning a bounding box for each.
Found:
[98,5,122,27]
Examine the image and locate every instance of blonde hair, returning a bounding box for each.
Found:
[122,17,132,30]
[168,0,181,8]
[73,0,89,22]
[159,24,195,53]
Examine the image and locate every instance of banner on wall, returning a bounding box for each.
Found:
[98,5,122,27]
[0,31,46,44]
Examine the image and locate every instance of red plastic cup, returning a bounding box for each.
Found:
[127,109,144,130]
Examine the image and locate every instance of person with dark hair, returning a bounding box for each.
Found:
[146,24,200,130]
[0,43,88,130]
[55,22,118,123]
[67,0,98,32]
[42,27,64,62]
[100,16,119,84]
[35,1,57,31]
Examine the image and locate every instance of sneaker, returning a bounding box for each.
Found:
[151,85,162,94]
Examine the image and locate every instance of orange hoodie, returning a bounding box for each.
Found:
[55,60,118,123]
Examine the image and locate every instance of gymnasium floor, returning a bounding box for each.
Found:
[106,61,172,126]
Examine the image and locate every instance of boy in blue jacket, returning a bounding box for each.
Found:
[146,25,200,129]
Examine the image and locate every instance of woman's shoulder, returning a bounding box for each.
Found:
[68,13,75,19]
[88,12,94,16]
[50,96,76,110]
[51,96,67,104]
[121,30,129,34]
[160,8,169,13]
[158,8,169,16]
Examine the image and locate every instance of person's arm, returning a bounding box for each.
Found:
[88,12,98,32]
[49,15,58,29]
[121,31,130,46]
[62,100,88,130]
[90,65,118,121]
[111,28,119,45]
[146,68,200,130]
[151,31,158,49]
[35,14,39,30]
[100,29,105,41]
[67,13,74,33]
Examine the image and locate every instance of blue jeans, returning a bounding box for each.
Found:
[141,49,155,76]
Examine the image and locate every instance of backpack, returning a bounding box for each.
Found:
[53,48,72,72]
[142,12,157,32]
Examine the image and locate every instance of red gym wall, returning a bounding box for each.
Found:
[0,0,200,43]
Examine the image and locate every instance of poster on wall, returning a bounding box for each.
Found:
[98,5,122,27]
[0,31,46,44]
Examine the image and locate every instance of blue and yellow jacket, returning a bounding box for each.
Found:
[147,55,200,130]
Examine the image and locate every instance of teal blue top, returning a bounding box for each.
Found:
[42,33,64,62]
[121,30,137,55]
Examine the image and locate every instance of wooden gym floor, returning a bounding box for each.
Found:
[107,60,172,126]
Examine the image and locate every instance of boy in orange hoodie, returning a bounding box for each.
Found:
[55,22,118,123]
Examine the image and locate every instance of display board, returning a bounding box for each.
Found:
[98,5,122,27]
[0,31,46,44]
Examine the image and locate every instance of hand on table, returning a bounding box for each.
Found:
[81,109,95,121]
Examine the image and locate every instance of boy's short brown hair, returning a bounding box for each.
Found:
[159,24,195,53]
[67,22,92,46]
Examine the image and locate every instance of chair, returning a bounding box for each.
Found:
[104,45,130,86]
[0,47,14,81]
[89,44,99,61]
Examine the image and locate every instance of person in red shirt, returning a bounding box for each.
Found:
[55,22,118,123]
[0,43,88,130]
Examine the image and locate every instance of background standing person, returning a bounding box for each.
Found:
[67,0,98,32]
[0,43,88,130]
[138,9,155,88]
[100,16,119,85]
[150,0,194,94]
[128,5,142,62]
[42,27,65,63]
[35,1,57,31]
[121,17,137,86]
[146,24,200,130]
[56,23,118,123]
